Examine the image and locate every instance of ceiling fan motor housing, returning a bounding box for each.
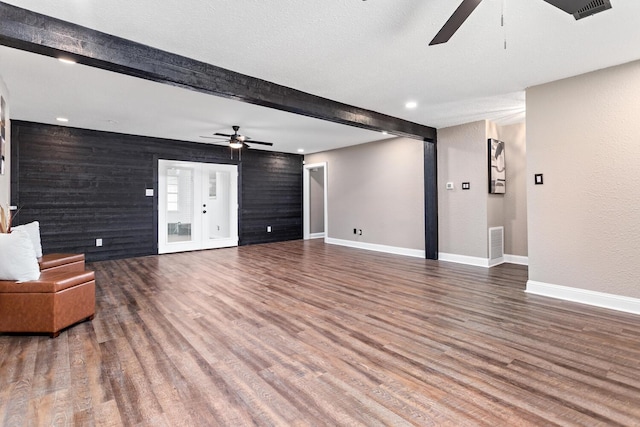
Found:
[573,0,612,19]
[543,0,612,19]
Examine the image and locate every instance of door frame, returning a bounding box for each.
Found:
[157,159,238,254]
[303,162,328,240]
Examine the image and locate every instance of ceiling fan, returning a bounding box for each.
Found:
[429,0,612,45]
[200,125,274,149]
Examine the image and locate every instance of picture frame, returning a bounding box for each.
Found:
[488,138,505,194]
[1,96,5,175]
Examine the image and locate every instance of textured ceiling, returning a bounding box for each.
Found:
[1,0,640,153]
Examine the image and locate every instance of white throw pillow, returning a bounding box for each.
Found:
[0,229,41,282]
[11,221,43,258]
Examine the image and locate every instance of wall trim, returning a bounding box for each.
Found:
[326,237,425,259]
[504,254,529,266]
[488,256,505,267]
[526,280,640,316]
[308,232,325,239]
[438,252,491,268]
[438,252,528,268]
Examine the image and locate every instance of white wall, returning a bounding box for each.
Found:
[438,121,489,258]
[437,120,527,263]
[305,137,425,252]
[527,59,640,301]
[0,75,10,209]
[500,123,527,256]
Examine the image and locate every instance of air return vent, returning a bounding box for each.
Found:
[573,0,612,20]
[489,227,504,266]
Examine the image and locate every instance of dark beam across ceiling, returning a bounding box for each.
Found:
[0,2,436,142]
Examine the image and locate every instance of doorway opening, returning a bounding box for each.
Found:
[303,162,328,240]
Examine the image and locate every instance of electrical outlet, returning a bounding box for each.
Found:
[267,226,272,232]
[96,238,103,247]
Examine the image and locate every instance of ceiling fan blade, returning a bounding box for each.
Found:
[245,140,273,146]
[429,0,483,46]
[214,132,232,137]
[199,135,228,139]
[201,140,232,148]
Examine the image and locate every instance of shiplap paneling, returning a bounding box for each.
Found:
[10,121,302,260]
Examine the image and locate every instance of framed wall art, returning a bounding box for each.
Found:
[488,138,505,194]
[1,96,5,175]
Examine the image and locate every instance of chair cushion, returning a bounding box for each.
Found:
[0,270,95,293]
[39,253,85,271]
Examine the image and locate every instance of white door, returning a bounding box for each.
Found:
[158,160,238,254]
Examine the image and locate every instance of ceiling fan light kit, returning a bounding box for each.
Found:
[429,0,612,46]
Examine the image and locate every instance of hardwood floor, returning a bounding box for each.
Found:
[2,240,640,426]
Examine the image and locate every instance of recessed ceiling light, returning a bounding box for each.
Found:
[405,101,418,109]
[56,117,69,122]
[297,149,305,153]
[58,58,76,65]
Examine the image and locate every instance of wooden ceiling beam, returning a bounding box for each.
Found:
[0,2,436,142]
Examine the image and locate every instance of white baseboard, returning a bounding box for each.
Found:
[438,253,528,268]
[325,238,425,259]
[307,233,325,240]
[438,253,491,268]
[504,254,529,266]
[488,256,505,267]
[526,280,640,316]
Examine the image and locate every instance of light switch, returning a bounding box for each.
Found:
[535,174,544,185]
[462,182,470,190]
[446,182,454,190]
[145,188,154,196]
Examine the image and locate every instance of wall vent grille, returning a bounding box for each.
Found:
[489,227,504,261]
[574,0,612,20]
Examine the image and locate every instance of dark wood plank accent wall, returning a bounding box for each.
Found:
[10,121,302,261]
[240,149,302,244]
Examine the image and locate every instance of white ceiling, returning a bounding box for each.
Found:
[1,0,640,154]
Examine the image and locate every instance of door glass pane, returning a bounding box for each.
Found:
[209,170,230,239]
[167,167,194,243]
